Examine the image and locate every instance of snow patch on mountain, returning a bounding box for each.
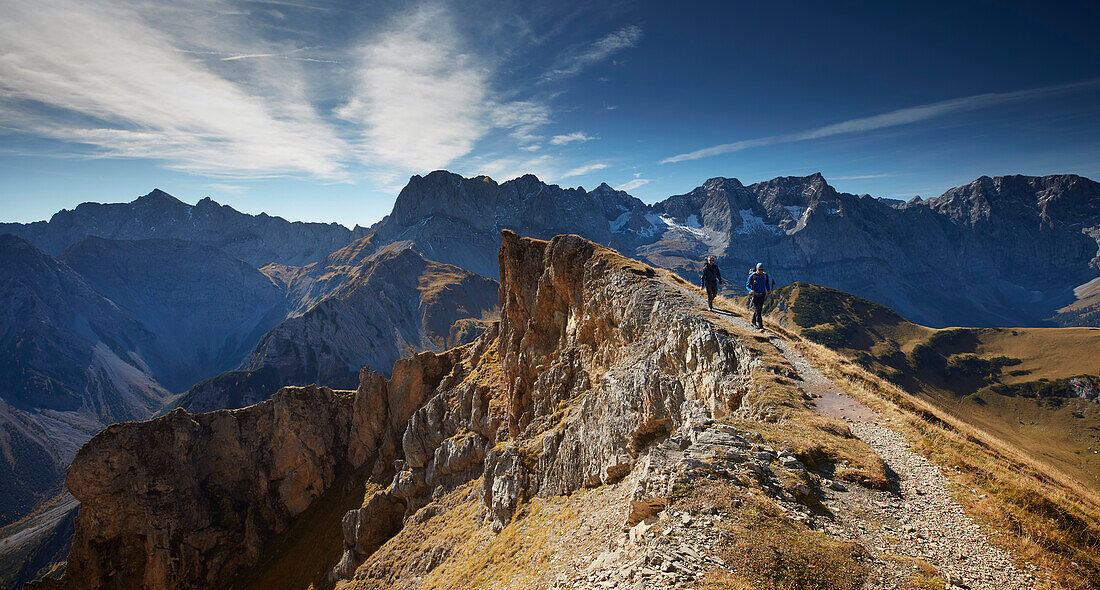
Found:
[783,206,807,220]
[609,211,631,233]
[638,213,708,239]
[736,209,782,235]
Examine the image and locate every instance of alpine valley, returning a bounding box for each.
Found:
[1,171,1098,590]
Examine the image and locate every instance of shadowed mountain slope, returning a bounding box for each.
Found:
[178,246,498,413]
[60,237,289,392]
[0,235,171,526]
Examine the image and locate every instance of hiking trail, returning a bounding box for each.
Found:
[690,288,1044,588]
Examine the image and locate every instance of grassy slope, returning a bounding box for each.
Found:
[764,282,1100,491]
[763,282,1100,587]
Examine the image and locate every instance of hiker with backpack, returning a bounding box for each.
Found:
[700,255,723,310]
[746,262,772,329]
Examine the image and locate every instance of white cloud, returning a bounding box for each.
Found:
[617,178,652,191]
[0,0,348,178]
[207,183,248,194]
[541,25,643,82]
[520,144,542,152]
[662,80,1100,164]
[339,6,491,172]
[490,101,551,143]
[561,162,609,178]
[549,131,597,146]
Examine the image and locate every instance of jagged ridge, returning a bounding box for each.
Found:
[42,231,842,589]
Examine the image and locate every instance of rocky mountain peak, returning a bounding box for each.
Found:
[700,176,744,191]
[929,174,1100,230]
[136,188,183,204]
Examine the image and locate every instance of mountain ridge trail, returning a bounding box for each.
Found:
[707,289,1044,589]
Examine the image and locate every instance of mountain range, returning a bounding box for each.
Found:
[1,170,1098,588]
[363,171,1100,328]
[0,189,368,268]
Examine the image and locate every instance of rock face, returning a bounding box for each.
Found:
[365,171,1100,327]
[40,231,772,589]
[368,172,647,279]
[40,345,471,590]
[0,189,367,267]
[50,386,358,589]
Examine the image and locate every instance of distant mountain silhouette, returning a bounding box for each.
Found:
[1,189,369,267]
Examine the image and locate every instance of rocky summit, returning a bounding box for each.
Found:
[36,230,1096,590]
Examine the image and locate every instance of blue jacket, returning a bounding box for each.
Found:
[746,271,772,295]
[701,263,722,286]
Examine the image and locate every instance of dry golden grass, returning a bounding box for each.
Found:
[971,327,1100,383]
[340,477,636,590]
[725,370,889,490]
[678,481,869,590]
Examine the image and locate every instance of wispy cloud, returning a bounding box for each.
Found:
[662,80,1100,164]
[617,178,652,191]
[0,0,348,177]
[541,25,642,82]
[549,131,597,145]
[240,0,332,13]
[338,6,491,172]
[561,162,609,178]
[219,45,337,63]
[470,154,555,182]
[207,183,249,194]
[490,101,551,144]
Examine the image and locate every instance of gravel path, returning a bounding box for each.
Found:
[768,336,1044,589]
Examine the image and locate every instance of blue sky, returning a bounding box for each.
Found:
[2,0,1098,227]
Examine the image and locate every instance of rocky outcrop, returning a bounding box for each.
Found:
[39,386,356,589]
[331,231,765,582]
[43,231,775,589]
[38,337,468,590]
[0,189,367,268]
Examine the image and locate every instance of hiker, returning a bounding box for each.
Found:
[700,255,722,310]
[746,262,772,329]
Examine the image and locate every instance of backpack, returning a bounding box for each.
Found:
[748,271,772,293]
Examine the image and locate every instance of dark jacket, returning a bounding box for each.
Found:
[746,271,772,295]
[701,263,722,286]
